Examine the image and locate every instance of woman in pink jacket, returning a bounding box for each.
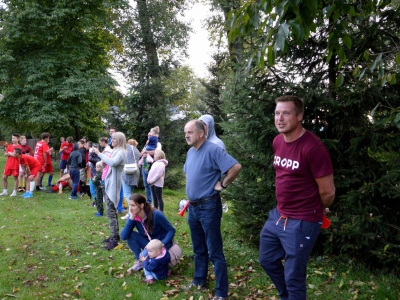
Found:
[147,149,168,212]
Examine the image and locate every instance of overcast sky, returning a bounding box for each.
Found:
[183,2,214,78]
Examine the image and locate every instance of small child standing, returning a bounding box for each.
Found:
[92,161,104,217]
[140,239,170,284]
[147,149,168,212]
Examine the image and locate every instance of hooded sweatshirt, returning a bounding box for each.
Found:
[67,143,83,170]
[147,159,168,187]
[199,114,226,151]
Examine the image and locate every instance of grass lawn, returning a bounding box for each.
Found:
[0,154,399,299]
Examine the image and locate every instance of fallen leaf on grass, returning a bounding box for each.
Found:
[77,265,91,273]
[125,293,132,297]
[4,294,17,298]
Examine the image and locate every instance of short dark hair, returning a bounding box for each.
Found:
[12,133,20,138]
[41,132,50,139]
[275,95,304,115]
[14,148,22,155]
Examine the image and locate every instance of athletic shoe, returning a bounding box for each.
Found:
[0,191,8,196]
[95,212,103,217]
[20,192,30,197]
[121,213,130,220]
[145,278,153,284]
[69,196,78,200]
[23,193,33,198]
[10,192,17,197]
[183,282,207,291]
[39,186,46,190]
[102,237,111,243]
[102,240,119,250]
[128,260,143,271]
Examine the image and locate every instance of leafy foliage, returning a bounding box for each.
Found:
[0,0,122,138]
[218,1,400,270]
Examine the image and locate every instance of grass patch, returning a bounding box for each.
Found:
[0,154,399,299]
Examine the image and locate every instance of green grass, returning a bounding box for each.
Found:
[0,154,399,299]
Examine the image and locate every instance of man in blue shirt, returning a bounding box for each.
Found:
[183,120,241,300]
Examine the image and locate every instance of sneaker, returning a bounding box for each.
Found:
[10,192,17,197]
[20,192,29,197]
[121,213,130,220]
[145,278,153,284]
[39,186,46,190]
[23,193,33,198]
[212,297,228,300]
[102,240,119,250]
[69,196,78,200]
[128,260,143,272]
[0,191,7,196]
[183,282,207,291]
[95,212,103,217]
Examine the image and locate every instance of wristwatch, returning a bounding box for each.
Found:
[221,182,227,189]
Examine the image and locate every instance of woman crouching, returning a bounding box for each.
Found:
[120,193,175,271]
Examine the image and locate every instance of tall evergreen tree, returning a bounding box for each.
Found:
[222,1,400,269]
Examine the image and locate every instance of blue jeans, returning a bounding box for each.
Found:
[188,195,228,298]
[117,186,124,213]
[144,269,159,280]
[121,180,135,202]
[125,231,150,260]
[141,167,152,204]
[70,170,80,197]
[259,208,321,300]
[89,178,96,201]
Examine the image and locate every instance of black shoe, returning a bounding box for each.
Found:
[102,237,111,243]
[102,240,119,250]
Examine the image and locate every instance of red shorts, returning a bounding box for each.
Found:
[30,166,41,178]
[42,164,54,173]
[4,168,19,177]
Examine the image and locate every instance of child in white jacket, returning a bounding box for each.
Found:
[147,149,168,212]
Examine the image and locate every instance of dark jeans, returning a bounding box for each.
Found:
[141,167,152,204]
[188,195,228,298]
[151,185,164,212]
[70,169,80,197]
[259,208,321,300]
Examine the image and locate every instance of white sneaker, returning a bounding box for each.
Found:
[121,213,130,220]
[10,192,17,197]
[0,191,7,196]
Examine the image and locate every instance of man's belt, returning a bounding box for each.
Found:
[189,194,220,206]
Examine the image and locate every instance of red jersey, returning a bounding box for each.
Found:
[5,144,22,170]
[20,144,33,155]
[273,131,333,222]
[60,142,73,160]
[20,154,41,170]
[34,140,49,164]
